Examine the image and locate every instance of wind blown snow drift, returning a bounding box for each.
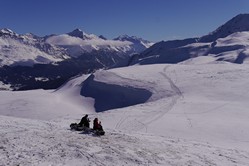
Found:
[81,75,152,112]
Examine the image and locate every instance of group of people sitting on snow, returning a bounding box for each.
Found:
[78,114,104,132]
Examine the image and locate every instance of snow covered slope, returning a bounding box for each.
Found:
[46,29,154,57]
[114,34,154,53]
[208,31,249,63]
[0,28,69,67]
[1,62,249,165]
[79,64,249,150]
[1,115,249,166]
[179,31,249,64]
[0,28,154,67]
[199,13,249,42]
[0,28,154,90]
[131,14,249,65]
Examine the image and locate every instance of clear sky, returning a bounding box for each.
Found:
[0,0,249,42]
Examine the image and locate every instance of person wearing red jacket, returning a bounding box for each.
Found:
[93,118,103,131]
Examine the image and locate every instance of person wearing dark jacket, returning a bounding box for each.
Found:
[93,118,103,131]
[79,114,90,128]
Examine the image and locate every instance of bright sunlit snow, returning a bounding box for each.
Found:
[46,34,142,56]
[1,63,249,165]
[0,37,67,67]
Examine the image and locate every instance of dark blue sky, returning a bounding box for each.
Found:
[1,0,249,42]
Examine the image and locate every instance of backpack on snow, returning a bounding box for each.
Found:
[70,123,88,131]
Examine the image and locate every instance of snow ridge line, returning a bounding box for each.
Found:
[160,66,194,128]
[160,66,183,98]
[114,65,184,132]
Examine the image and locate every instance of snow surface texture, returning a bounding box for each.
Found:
[1,63,249,165]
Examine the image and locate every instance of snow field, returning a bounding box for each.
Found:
[1,63,249,165]
[1,115,249,166]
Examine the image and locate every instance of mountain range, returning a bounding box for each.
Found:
[0,28,153,90]
[1,14,249,166]
[1,13,249,90]
[0,28,153,67]
[130,14,249,65]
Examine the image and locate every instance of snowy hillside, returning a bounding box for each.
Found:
[0,28,154,90]
[179,31,249,64]
[46,29,154,57]
[114,34,154,53]
[199,14,249,42]
[206,31,249,63]
[45,33,132,57]
[131,14,249,65]
[0,28,69,67]
[0,28,153,67]
[1,62,249,165]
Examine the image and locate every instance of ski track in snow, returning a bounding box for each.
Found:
[114,65,184,132]
[160,66,194,128]
[1,115,249,166]
[2,64,249,165]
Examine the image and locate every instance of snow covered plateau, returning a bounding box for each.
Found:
[1,62,249,166]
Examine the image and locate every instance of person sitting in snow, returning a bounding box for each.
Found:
[78,114,90,128]
[93,118,103,131]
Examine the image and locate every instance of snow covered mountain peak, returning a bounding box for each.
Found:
[131,13,249,65]
[45,31,154,56]
[200,13,249,42]
[114,34,132,41]
[0,27,153,68]
[0,28,69,67]
[0,28,18,37]
[0,28,39,41]
[67,28,83,37]
[67,28,99,40]
[114,34,154,49]
[114,34,148,42]
[0,28,14,34]
[24,32,39,38]
[99,35,107,40]
[220,13,249,31]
